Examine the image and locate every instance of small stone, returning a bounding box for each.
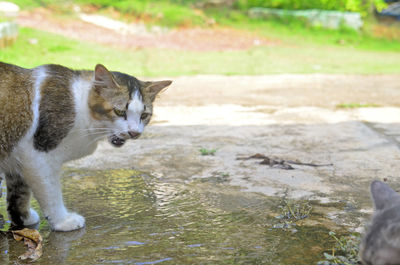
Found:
[28,38,38,45]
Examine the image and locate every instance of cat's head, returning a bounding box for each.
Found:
[360,180,400,265]
[88,64,172,147]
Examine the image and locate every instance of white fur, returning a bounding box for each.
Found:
[22,208,40,226]
[111,90,145,139]
[127,90,145,133]
[27,66,46,139]
[52,212,85,232]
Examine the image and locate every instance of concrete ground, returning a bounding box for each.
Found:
[68,74,400,219]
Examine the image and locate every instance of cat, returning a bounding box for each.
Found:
[360,180,400,265]
[0,62,171,231]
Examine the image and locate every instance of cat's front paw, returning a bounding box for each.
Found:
[52,213,85,232]
[22,208,40,226]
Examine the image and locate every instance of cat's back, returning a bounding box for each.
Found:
[0,62,34,159]
[1,62,85,161]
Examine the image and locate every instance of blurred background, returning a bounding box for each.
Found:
[0,0,399,75]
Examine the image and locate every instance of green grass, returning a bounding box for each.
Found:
[1,27,400,76]
[199,148,217,156]
[8,0,208,27]
[7,0,400,49]
[208,8,400,51]
[7,0,55,8]
[336,102,380,108]
[318,231,360,265]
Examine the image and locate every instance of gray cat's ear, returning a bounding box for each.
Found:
[142,80,172,101]
[94,64,118,91]
[371,180,400,210]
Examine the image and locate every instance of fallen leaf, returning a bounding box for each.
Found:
[12,228,43,261]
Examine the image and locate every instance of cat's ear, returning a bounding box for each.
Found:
[93,64,126,107]
[371,180,400,211]
[94,64,118,92]
[142,80,172,101]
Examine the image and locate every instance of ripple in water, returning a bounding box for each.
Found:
[0,168,343,264]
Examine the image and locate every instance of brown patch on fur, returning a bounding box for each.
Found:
[88,90,114,120]
[0,62,34,159]
[89,65,131,121]
[33,64,76,152]
[140,80,172,126]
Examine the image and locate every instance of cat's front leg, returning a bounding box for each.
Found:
[22,166,85,231]
[5,172,40,227]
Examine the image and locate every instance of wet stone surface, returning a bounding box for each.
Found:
[0,169,355,265]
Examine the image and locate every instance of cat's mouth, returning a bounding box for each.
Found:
[109,131,142,147]
[108,135,126,147]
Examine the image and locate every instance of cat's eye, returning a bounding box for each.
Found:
[141,113,149,120]
[114,108,126,118]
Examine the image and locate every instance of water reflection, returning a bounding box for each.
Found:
[0,168,350,264]
[0,231,9,265]
[42,229,86,264]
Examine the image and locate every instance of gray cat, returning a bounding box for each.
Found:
[360,180,400,265]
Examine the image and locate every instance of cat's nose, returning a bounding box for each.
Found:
[128,131,141,139]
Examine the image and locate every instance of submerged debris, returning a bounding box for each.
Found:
[237,153,333,170]
[199,171,230,183]
[276,199,312,221]
[12,228,43,261]
[272,199,312,233]
[259,157,294,170]
[318,231,361,265]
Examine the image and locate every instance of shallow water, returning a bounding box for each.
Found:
[0,169,354,264]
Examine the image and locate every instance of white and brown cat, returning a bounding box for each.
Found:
[0,62,171,231]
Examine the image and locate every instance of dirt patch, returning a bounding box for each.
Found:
[156,74,400,108]
[67,74,400,207]
[18,8,274,51]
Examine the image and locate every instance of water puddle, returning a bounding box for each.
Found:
[0,169,359,264]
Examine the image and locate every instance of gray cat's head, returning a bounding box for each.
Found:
[360,180,400,265]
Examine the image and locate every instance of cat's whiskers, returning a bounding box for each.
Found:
[85,129,129,148]
[76,128,115,139]
[83,134,108,149]
[70,127,112,133]
[70,127,113,138]
[78,132,110,140]
[112,130,129,139]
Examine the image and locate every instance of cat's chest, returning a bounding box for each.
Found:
[57,130,100,162]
